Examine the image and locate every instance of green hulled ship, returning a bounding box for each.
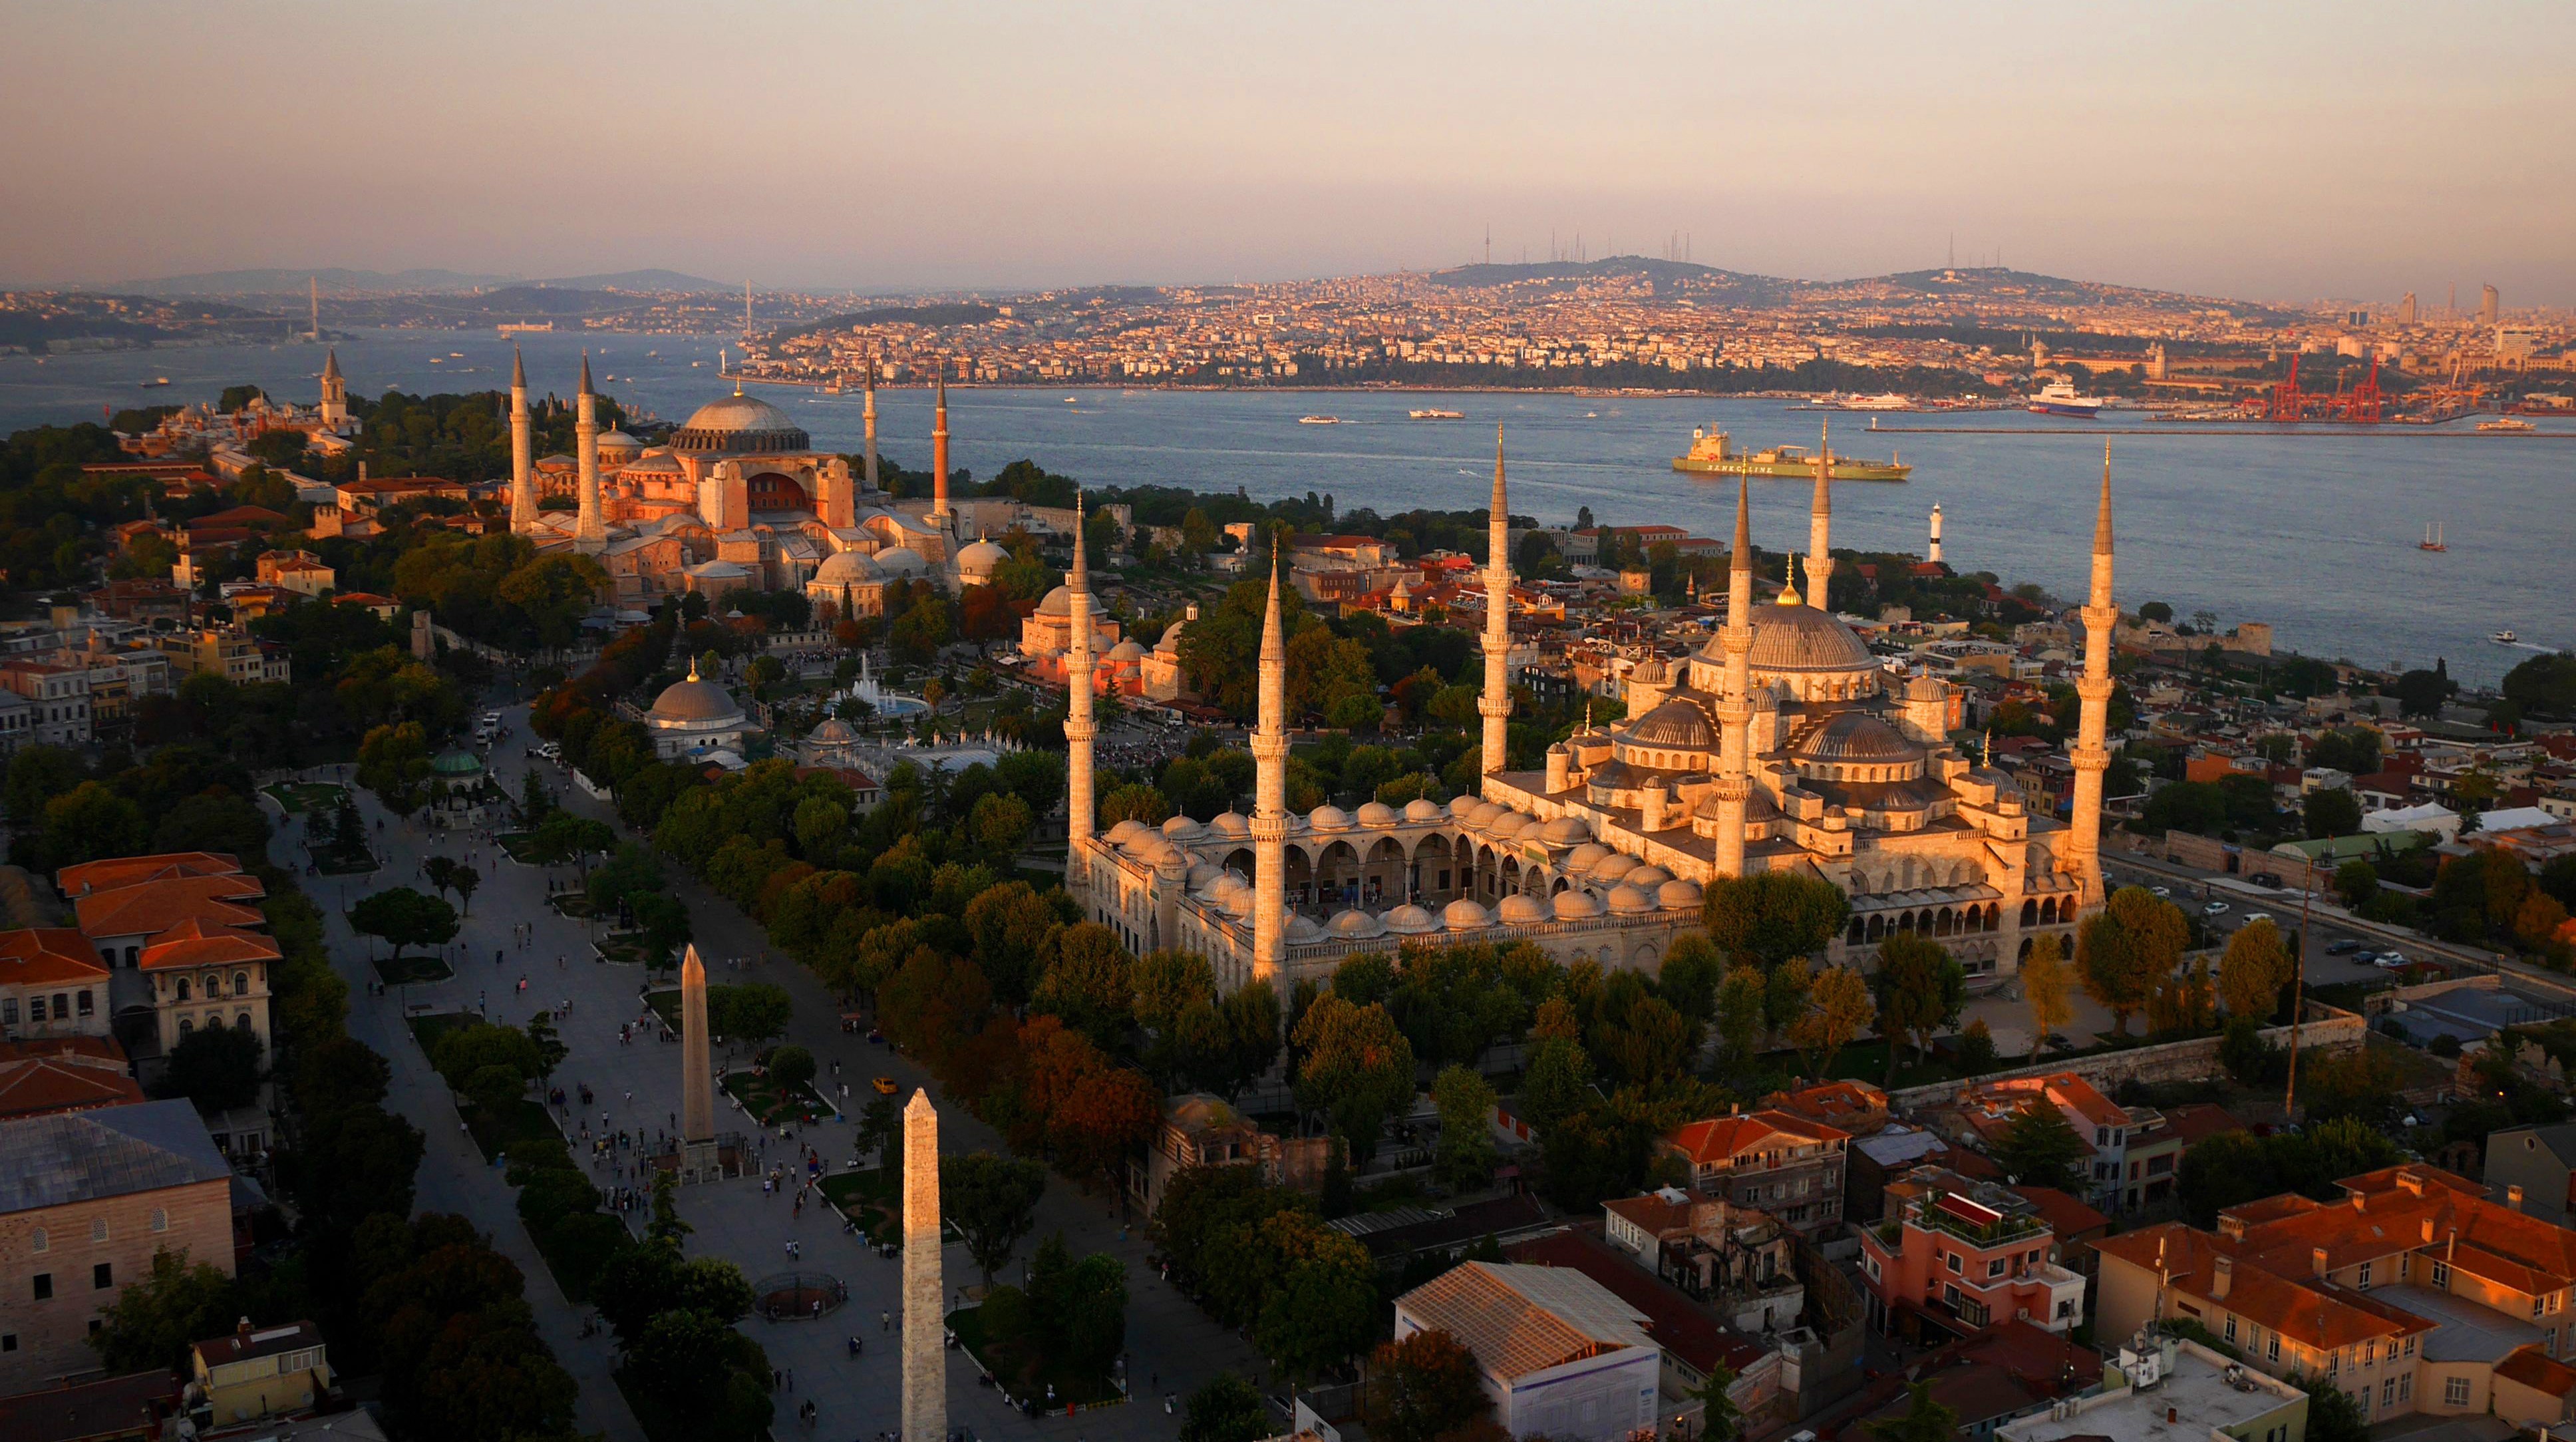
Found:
[1671,428,1911,481]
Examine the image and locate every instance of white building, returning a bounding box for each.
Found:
[1392,1261,1663,1442]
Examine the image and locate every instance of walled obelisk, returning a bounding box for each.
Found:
[679,944,717,1178]
[901,1089,945,1442]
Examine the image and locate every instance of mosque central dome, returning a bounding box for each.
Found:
[1698,604,1876,673]
[671,390,811,454]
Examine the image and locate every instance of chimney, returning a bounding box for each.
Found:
[2422,1218,2436,1244]
[2350,1192,2366,1210]
[2213,1256,2233,1300]
[2167,1407,2178,1425]
[2510,1184,2527,1209]
[2313,1246,2330,1277]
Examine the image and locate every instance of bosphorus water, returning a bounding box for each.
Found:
[6,327,2569,685]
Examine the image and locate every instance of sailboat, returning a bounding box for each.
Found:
[2418,522,2447,552]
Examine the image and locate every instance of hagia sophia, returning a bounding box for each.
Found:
[1067,434,2119,998]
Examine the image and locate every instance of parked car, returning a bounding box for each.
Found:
[2325,938,2362,954]
[2151,886,2174,898]
[2243,912,2273,926]
[872,1075,899,1095]
[2373,954,2408,969]
[2203,900,2231,916]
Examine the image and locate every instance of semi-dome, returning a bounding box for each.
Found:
[874,546,929,577]
[1536,816,1591,846]
[1605,883,1657,915]
[671,390,811,454]
[1402,797,1448,822]
[955,536,1011,584]
[1553,890,1604,920]
[1628,697,1717,749]
[1383,904,1439,936]
[1329,906,1390,942]
[1734,604,1877,673]
[1658,878,1704,910]
[1796,710,1925,763]
[1208,811,1251,838]
[814,549,886,584]
[1355,800,1400,828]
[1497,892,1551,925]
[1307,805,1353,832]
[647,662,740,723]
[1442,898,1493,929]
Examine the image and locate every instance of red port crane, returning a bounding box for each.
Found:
[2341,355,2384,423]
[2268,353,2306,423]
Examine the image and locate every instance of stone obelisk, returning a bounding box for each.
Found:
[679,944,717,1178]
[901,1089,945,1442]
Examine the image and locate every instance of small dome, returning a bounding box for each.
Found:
[430,747,483,776]
[1104,819,1147,846]
[647,664,741,724]
[810,717,858,744]
[1037,585,1108,619]
[1796,711,1925,763]
[875,546,929,577]
[814,549,886,584]
[1624,864,1673,889]
[1307,805,1353,832]
[1497,892,1551,925]
[1485,811,1530,839]
[1124,831,1169,860]
[1632,657,1669,684]
[1285,913,1326,942]
[1383,904,1439,936]
[1355,801,1400,828]
[1156,850,1190,877]
[1402,797,1448,822]
[1222,886,1256,919]
[1906,671,1947,700]
[1161,814,1206,842]
[1658,878,1704,911]
[595,429,643,457]
[1186,861,1222,890]
[955,537,1011,582]
[1329,906,1390,942]
[1605,883,1657,915]
[1628,697,1717,750]
[1208,811,1251,838]
[1442,898,1493,929]
[1553,890,1604,920]
[1565,842,1613,873]
[1587,852,1637,883]
[1106,639,1147,663]
[1537,816,1591,846]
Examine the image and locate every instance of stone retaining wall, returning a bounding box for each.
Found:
[1887,1003,2366,1113]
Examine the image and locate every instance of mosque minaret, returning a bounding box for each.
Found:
[1478,429,1512,776]
[1249,543,1291,986]
[862,354,882,492]
[2065,445,2118,903]
[508,347,538,534]
[573,352,606,553]
[931,373,953,530]
[1712,478,1756,877]
[1062,493,1098,890]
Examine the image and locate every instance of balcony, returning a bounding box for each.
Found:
[1910,1195,2050,1248]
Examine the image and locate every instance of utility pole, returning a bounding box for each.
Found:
[2284,857,2313,1120]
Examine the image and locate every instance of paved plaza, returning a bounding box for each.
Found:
[281,702,1268,1442]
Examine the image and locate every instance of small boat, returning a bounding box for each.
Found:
[449,351,465,358]
[2419,522,2447,552]
[2027,381,2108,418]
[2478,417,2537,433]
[2493,630,2519,644]
[1409,408,1465,420]
[1065,396,1079,404]
[138,377,170,388]
[1298,415,1343,425]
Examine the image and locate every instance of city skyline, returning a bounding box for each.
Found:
[5,3,2574,303]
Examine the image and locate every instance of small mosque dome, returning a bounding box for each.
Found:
[1106,639,1148,663]
[1208,811,1251,838]
[1497,892,1551,925]
[1658,878,1705,911]
[647,662,740,724]
[810,717,858,745]
[874,546,929,577]
[1606,883,1657,916]
[1587,852,1638,883]
[1355,801,1400,828]
[814,549,886,584]
[1222,886,1256,920]
[1161,814,1206,843]
[1382,904,1439,936]
[1186,860,1222,890]
[1104,819,1147,847]
[1564,842,1613,873]
[1628,698,1717,750]
[1327,909,1387,940]
[955,536,1011,584]
[1285,913,1326,942]
[1037,585,1108,619]
[1485,812,1530,839]
[1624,864,1674,889]
[1307,805,1353,832]
[1402,797,1448,823]
[1442,898,1493,930]
[1553,890,1605,920]
[1537,816,1591,847]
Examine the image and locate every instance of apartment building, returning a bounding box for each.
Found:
[150,627,289,685]
[0,660,90,746]
[1857,1167,2089,1342]
[1600,1186,1804,1334]
[0,930,112,1043]
[1945,1073,2182,1216]
[2094,1165,2576,1429]
[1656,1108,1852,1234]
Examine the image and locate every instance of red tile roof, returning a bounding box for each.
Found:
[136,919,281,973]
[0,928,110,986]
[2496,1347,2576,1399]
[75,873,266,940]
[57,851,242,898]
[1663,1109,1850,1165]
[0,1039,145,1119]
[1505,1228,1764,1378]
[2009,1185,2112,1240]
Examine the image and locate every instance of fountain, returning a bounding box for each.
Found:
[834,653,929,720]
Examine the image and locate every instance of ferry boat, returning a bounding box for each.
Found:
[1827,393,1914,411]
[1671,428,1910,481]
[2493,630,2519,644]
[2478,417,2537,433]
[2026,381,2107,418]
[1298,415,1344,426]
[1408,408,1466,420]
[138,377,170,388]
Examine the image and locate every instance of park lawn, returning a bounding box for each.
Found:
[947,1304,1126,1409]
[595,932,663,968]
[465,1097,562,1165]
[723,1069,836,1127]
[549,892,597,918]
[819,1167,897,1244]
[497,832,543,864]
[408,1011,480,1054]
[644,990,678,1030]
[313,841,379,876]
[373,954,455,984]
[263,781,347,814]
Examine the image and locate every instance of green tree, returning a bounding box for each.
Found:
[2077,886,2189,1035]
[1430,1064,1500,1190]
[349,886,460,961]
[1367,1328,1495,1442]
[2304,787,2362,838]
[1870,932,1965,1084]
[2022,934,2076,1060]
[1255,1241,1379,1377]
[1292,995,1417,1162]
[1701,870,1852,966]
[1182,1373,1271,1442]
[2333,858,2379,910]
[2217,920,2293,1019]
[1869,1382,1962,1442]
[1692,1361,1743,1442]
[153,1024,263,1111]
[1788,964,1873,1079]
[90,1246,240,1372]
[766,1043,816,1091]
[1992,1103,2089,1192]
[355,721,433,816]
[943,1152,1048,1286]
[707,982,792,1043]
[533,811,617,880]
[41,781,148,868]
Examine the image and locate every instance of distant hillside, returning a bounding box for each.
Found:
[101,267,513,297]
[1426,256,1804,305]
[774,301,1001,341]
[530,269,730,294]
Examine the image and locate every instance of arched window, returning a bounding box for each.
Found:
[151,1208,168,1233]
[174,977,190,1001]
[29,1227,47,1253]
[203,972,221,997]
[236,1012,254,1032]
[2020,899,2038,927]
[177,1018,193,1036]
[232,971,249,995]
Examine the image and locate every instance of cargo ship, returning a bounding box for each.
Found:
[1671,428,1911,481]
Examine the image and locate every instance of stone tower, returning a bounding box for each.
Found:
[679,944,716,1176]
[862,353,881,492]
[901,1089,946,1442]
[2066,446,2118,900]
[1929,504,1944,566]
[508,348,537,534]
[317,347,347,429]
[1478,427,1513,776]
[1712,478,1756,876]
[573,353,606,553]
[931,374,952,531]
[1806,421,1836,604]
[1063,492,1097,890]
[1249,543,1289,987]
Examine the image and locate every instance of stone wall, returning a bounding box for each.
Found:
[1887,1003,2366,1113]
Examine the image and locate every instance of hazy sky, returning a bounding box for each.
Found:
[6,1,2573,303]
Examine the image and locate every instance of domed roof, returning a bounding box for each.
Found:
[956,536,1011,580]
[1623,864,1673,889]
[1536,816,1591,846]
[1632,657,1669,684]
[430,747,484,776]
[1208,811,1251,838]
[1329,906,1390,942]
[647,662,742,725]
[672,391,811,454]
[1796,711,1925,763]
[1586,852,1637,882]
[1564,842,1612,873]
[1037,585,1108,619]
[1485,811,1530,839]
[1285,913,1326,942]
[1442,898,1493,930]
[624,452,684,474]
[810,717,858,745]
[814,548,886,584]
[1629,697,1718,750]
[1161,814,1206,842]
[1383,904,1438,936]
[1658,878,1704,911]
[1606,883,1657,915]
[1553,890,1604,920]
[1730,604,1877,673]
[1155,849,1191,876]
[1497,892,1551,925]
[1905,670,1947,700]
[875,547,929,576]
[1307,805,1352,832]
[1186,860,1222,890]
[596,429,643,453]
[1106,639,1148,663]
[1225,887,1258,920]
[1104,818,1148,846]
[1402,797,1448,822]
[1355,801,1400,828]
